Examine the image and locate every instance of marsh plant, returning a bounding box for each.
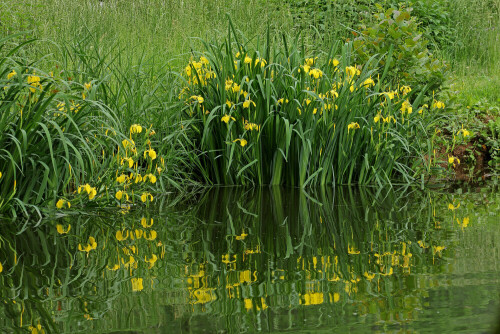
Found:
[0,35,172,218]
[179,24,443,186]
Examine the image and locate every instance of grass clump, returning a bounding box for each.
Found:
[0,35,179,218]
[178,25,440,186]
[0,34,119,217]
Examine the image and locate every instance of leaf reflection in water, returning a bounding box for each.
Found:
[0,185,499,333]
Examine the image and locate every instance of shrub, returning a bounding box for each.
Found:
[353,5,449,94]
[178,25,438,186]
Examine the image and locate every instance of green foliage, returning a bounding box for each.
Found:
[406,0,456,52]
[0,35,122,218]
[449,101,500,172]
[54,32,190,191]
[353,6,449,93]
[178,24,437,186]
[2,185,499,331]
[5,0,294,67]
[0,0,496,217]
[0,34,186,218]
[0,0,41,37]
[280,0,389,39]
[445,0,500,66]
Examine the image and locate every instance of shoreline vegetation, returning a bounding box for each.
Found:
[0,0,499,218]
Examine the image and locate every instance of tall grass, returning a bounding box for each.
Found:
[0,34,127,218]
[54,32,192,189]
[446,0,500,69]
[0,33,193,218]
[1,0,294,66]
[179,24,437,186]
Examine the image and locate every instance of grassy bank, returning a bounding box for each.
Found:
[1,0,294,64]
[0,0,498,218]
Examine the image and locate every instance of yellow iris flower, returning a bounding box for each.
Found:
[347,122,360,133]
[305,57,316,66]
[78,236,97,253]
[116,230,129,241]
[131,277,144,291]
[448,156,460,167]
[401,100,413,114]
[145,254,158,268]
[121,157,134,168]
[143,173,157,183]
[56,199,71,209]
[27,75,41,93]
[233,138,248,147]
[191,95,204,103]
[77,183,97,200]
[115,190,129,201]
[116,174,127,183]
[309,68,323,79]
[130,124,143,134]
[141,192,153,203]
[432,100,445,109]
[141,217,154,228]
[362,77,375,87]
[56,224,71,234]
[243,100,256,109]
[345,66,359,78]
[144,230,157,240]
[143,149,157,160]
[400,85,411,95]
[457,125,470,137]
[244,121,260,131]
[221,114,235,123]
[7,70,16,79]
[329,58,339,67]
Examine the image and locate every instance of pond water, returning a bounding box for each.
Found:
[1,185,499,333]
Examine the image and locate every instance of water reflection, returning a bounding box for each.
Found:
[1,185,499,333]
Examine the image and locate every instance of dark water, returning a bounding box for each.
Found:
[1,185,499,333]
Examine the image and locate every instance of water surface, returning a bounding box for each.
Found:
[1,185,499,333]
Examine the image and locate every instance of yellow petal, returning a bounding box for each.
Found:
[56,199,65,209]
[56,224,71,234]
[116,230,128,241]
[145,230,157,240]
[131,277,144,291]
[115,191,123,201]
[135,229,143,239]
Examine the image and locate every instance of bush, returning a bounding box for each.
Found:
[353,5,449,94]
[178,25,439,186]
